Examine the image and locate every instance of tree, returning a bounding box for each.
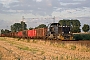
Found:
[38,24,47,28]
[71,20,81,27]
[1,29,5,34]
[4,29,11,33]
[21,21,27,30]
[29,27,33,30]
[82,24,89,32]
[13,23,22,32]
[59,19,81,33]
[11,21,27,32]
[71,26,81,33]
[35,24,47,29]
[1,29,10,34]
[11,25,16,32]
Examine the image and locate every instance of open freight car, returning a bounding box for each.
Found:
[36,28,47,39]
[27,29,36,38]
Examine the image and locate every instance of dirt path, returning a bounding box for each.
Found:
[0,37,90,60]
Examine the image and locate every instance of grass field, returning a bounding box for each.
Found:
[0,37,90,60]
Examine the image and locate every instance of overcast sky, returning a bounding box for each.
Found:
[0,0,90,30]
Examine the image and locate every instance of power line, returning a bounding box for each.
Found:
[22,16,57,23]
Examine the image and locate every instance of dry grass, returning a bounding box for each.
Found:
[0,37,90,60]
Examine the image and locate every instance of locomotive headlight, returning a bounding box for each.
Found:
[62,32,64,34]
[69,31,70,33]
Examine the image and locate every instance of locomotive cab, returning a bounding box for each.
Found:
[60,26,73,40]
[46,23,61,39]
[46,23,73,40]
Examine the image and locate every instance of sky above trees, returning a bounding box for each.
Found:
[0,0,90,29]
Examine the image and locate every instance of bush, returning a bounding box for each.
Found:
[73,34,90,40]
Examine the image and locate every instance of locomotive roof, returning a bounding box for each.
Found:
[50,23,60,25]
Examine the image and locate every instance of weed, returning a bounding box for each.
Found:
[33,39,37,43]
[81,48,90,52]
[56,56,58,60]
[17,46,29,51]
[41,51,45,55]
[85,48,90,52]
[52,56,58,60]
[74,58,79,60]
[60,43,65,47]
[29,48,38,54]
[70,45,76,50]
[0,52,2,60]
[27,39,30,42]
[66,55,69,60]
[16,57,21,60]
[18,38,21,41]
[60,56,63,59]
[42,56,46,60]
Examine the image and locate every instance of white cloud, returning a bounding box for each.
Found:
[36,0,42,2]
[60,2,80,6]
[73,0,86,1]
[0,0,18,4]
[0,0,90,30]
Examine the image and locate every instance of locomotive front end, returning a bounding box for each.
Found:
[46,23,73,40]
[58,26,73,40]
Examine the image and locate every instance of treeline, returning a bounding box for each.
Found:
[59,19,81,33]
[59,19,90,33]
[1,21,47,34]
[1,29,11,34]
[1,19,90,34]
[74,34,90,40]
[11,21,27,32]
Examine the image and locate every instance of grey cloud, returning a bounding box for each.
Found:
[0,0,90,15]
[0,20,11,29]
[60,0,90,8]
[76,16,90,26]
[8,0,54,15]
[0,3,5,13]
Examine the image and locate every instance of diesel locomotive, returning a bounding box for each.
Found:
[46,23,73,40]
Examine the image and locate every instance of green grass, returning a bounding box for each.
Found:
[41,51,45,55]
[70,45,76,50]
[73,34,90,40]
[81,47,90,52]
[0,52,2,60]
[17,45,38,54]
